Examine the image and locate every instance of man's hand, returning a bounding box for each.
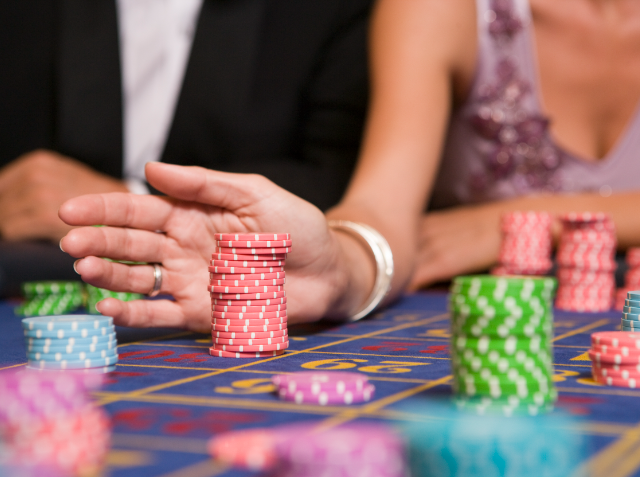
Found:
[59,163,348,333]
[0,150,129,242]
[409,204,502,290]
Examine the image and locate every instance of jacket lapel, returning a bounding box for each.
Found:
[56,0,123,177]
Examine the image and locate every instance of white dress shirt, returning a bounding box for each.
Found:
[116,0,203,194]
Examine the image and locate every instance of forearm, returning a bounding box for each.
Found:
[481,191,640,249]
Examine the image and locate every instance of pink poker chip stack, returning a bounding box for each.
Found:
[589,331,640,387]
[614,248,640,311]
[492,211,552,276]
[209,233,291,358]
[0,369,110,476]
[555,213,616,312]
[271,371,375,405]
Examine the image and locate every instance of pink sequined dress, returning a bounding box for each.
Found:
[430,0,640,209]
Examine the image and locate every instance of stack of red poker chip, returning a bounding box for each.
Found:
[209,233,290,358]
[614,248,640,310]
[555,213,616,312]
[492,211,552,276]
[590,331,640,388]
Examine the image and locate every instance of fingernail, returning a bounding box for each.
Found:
[59,239,65,252]
[73,259,81,274]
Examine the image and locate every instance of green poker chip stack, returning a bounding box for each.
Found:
[16,281,142,316]
[17,281,85,316]
[449,275,558,416]
[85,285,143,315]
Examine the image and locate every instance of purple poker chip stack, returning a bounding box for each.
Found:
[270,423,408,477]
[271,371,375,405]
[0,369,110,476]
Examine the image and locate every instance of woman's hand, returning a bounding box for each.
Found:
[59,163,350,332]
[409,204,502,290]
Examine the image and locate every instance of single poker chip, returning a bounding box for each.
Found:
[27,339,118,354]
[216,239,292,248]
[215,233,291,241]
[212,318,287,327]
[277,383,375,405]
[25,333,116,347]
[620,312,640,322]
[212,323,287,333]
[556,285,614,297]
[271,371,369,394]
[592,344,640,356]
[588,350,640,365]
[208,285,284,294]
[623,305,640,314]
[213,336,288,346]
[592,366,640,380]
[22,315,113,331]
[592,331,640,348]
[560,211,610,223]
[22,281,84,297]
[209,278,285,287]
[217,247,291,255]
[209,348,286,358]
[24,325,116,339]
[207,428,279,471]
[211,291,286,300]
[211,259,285,268]
[454,335,546,354]
[26,364,117,374]
[209,266,285,274]
[27,348,118,362]
[210,272,285,281]
[628,290,640,300]
[212,311,287,319]
[211,341,288,352]
[212,297,287,306]
[212,304,286,313]
[557,268,615,285]
[211,253,287,261]
[27,354,119,369]
[592,374,638,388]
[592,361,640,372]
[212,329,288,339]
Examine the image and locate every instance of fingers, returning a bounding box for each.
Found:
[95,298,199,330]
[145,162,284,212]
[74,257,162,295]
[59,193,175,231]
[62,226,166,263]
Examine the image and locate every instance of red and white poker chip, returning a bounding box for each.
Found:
[592,331,640,348]
[212,317,287,326]
[212,304,287,313]
[214,233,291,241]
[212,297,287,306]
[217,247,291,255]
[211,291,286,300]
[212,310,287,319]
[211,323,287,333]
[209,266,285,274]
[209,348,286,358]
[211,253,287,261]
[211,329,288,339]
[213,336,289,346]
[211,259,285,268]
[209,278,285,287]
[211,342,288,352]
[209,272,285,281]
[216,239,292,248]
[208,285,284,294]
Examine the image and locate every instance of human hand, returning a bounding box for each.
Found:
[409,204,502,290]
[59,163,348,333]
[0,150,129,242]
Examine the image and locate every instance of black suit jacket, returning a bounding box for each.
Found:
[0,0,372,211]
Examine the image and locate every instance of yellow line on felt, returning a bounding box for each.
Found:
[101,313,449,403]
[578,421,640,477]
[155,459,227,477]
[316,375,453,430]
[0,363,26,371]
[552,319,609,343]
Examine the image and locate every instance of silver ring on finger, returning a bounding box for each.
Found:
[148,263,163,297]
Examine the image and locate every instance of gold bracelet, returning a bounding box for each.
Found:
[327,220,394,321]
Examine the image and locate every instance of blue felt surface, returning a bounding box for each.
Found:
[0,292,636,476]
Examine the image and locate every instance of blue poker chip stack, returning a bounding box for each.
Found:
[22,315,118,373]
[403,403,587,477]
[621,291,640,332]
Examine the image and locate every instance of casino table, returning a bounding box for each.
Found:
[0,290,638,477]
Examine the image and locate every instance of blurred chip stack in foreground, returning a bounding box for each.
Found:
[209,422,407,476]
[621,290,640,332]
[0,369,110,476]
[615,248,640,311]
[271,371,375,405]
[555,212,616,312]
[403,403,586,477]
[449,275,557,415]
[492,211,552,276]
[209,233,290,358]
